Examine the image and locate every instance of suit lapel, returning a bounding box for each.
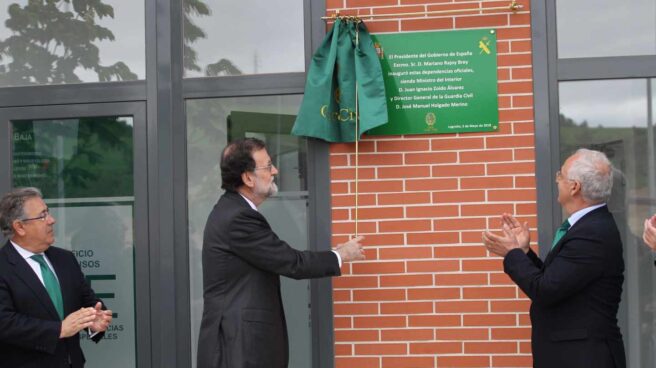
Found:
[544,206,609,266]
[3,241,61,320]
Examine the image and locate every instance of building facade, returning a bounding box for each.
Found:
[0,0,654,367]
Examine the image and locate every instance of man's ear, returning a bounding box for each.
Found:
[570,180,581,197]
[241,171,255,189]
[11,220,26,237]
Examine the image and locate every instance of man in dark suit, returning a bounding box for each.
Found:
[197,138,365,368]
[0,187,112,368]
[483,148,626,368]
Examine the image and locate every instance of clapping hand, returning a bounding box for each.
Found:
[482,213,530,257]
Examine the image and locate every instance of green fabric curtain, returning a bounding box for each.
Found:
[291,18,388,142]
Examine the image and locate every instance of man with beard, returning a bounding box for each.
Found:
[197,138,365,368]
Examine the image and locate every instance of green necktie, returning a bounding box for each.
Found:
[31,254,64,320]
[551,220,571,249]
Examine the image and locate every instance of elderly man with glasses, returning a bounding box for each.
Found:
[0,187,112,368]
[482,149,626,368]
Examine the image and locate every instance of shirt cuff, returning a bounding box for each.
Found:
[331,250,342,268]
[88,328,100,338]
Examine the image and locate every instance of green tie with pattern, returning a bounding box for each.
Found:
[551,220,571,249]
[31,254,64,320]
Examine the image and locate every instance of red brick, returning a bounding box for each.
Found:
[437,355,490,367]
[492,355,533,367]
[335,329,380,342]
[460,176,513,189]
[354,180,404,193]
[407,205,459,218]
[462,259,505,272]
[410,341,462,354]
[491,300,531,312]
[435,273,488,286]
[333,209,349,221]
[433,164,486,177]
[434,245,487,258]
[516,203,537,215]
[435,217,487,231]
[378,192,431,205]
[498,95,512,108]
[498,54,533,68]
[334,276,379,289]
[512,66,533,79]
[465,341,518,353]
[514,146,536,159]
[381,301,433,314]
[355,343,407,355]
[334,302,379,315]
[496,26,531,40]
[456,14,508,28]
[433,190,486,204]
[487,162,536,175]
[511,40,532,53]
[510,12,531,26]
[382,357,435,368]
[352,261,406,275]
[332,182,349,194]
[497,43,510,56]
[488,189,536,201]
[379,246,433,260]
[405,152,458,164]
[463,314,516,326]
[381,274,433,287]
[354,316,407,328]
[331,154,348,166]
[461,204,514,216]
[334,289,351,302]
[353,289,406,301]
[427,2,478,13]
[378,165,431,179]
[353,206,404,220]
[334,316,352,329]
[351,153,402,166]
[435,328,489,341]
[401,0,452,4]
[512,95,533,108]
[490,272,515,285]
[409,314,463,328]
[435,300,488,313]
[519,340,532,353]
[406,178,458,191]
[463,286,517,299]
[499,108,534,122]
[460,149,513,163]
[492,327,532,340]
[360,233,405,246]
[401,17,453,31]
[325,0,343,10]
[365,20,400,33]
[407,232,460,245]
[332,194,377,207]
[408,287,461,300]
[332,221,377,235]
[381,328,434,341]
[498,80,533,94]
[407,259,460,272]
[334,343,352,356]
[379,219,432,232]
[335,357,379,368]
[346,0,397,7]
[331,168,376,180]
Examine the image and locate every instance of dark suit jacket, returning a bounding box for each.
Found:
[196,191,341,368]
[0,241,104,368]
[504,206,626,368]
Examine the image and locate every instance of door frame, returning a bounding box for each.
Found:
[0,101,151,368]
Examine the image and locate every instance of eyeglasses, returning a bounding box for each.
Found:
[254,163,274,172]
[21,210,51,223]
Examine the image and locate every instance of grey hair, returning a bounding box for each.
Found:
[565,149,613,204]
[0,187,43,238]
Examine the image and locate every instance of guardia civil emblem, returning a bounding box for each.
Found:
[425,112,437,132]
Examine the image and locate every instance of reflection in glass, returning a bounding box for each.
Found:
[556,0,656,58]
[559,79,656,367]
[0,0,144,86]
[187,96,314,368]
[10,117,137,368]
[183,0,304,77]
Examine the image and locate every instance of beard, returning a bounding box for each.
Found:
[254,177,278,198]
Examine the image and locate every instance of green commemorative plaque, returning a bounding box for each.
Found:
[368,29,499,135]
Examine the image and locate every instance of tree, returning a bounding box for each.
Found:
[0,0,137,86]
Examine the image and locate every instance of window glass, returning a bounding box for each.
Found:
[187,95,314,368]
[183,0,304,77]
[559,79,656,367]
[0,0,145,86]
[556,0,656,58]
[11,117,137,368]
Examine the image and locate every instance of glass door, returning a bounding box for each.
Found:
[0,102,148,368]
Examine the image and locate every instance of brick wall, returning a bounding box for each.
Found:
[327,1,537,367]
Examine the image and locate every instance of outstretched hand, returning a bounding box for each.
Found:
[335,235,365,262]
